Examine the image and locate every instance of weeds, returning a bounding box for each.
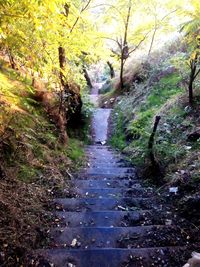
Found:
[0,63,86,265]
[110,68,198,171]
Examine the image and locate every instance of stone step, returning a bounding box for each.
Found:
[74,188,154,198]
[53,211,154,228]
[85,154,119,161]
[85,151,120,160]
[83,167,135,176]
[37,247,186,267]
[91,108,111,143]
[87,162,124,168]
[85,151,120,158]
[86,145,112,150]
[49,225,189,249]
[71,179,141,188]
[54,197,157,212]
[75,173,135,180]
[87,161,130,167]
[86,163,127,169]
[85,147,118,152]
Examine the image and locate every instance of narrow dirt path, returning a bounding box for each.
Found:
[38,84,199,267]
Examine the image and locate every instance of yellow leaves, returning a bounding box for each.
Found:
[191,0,200,12]
[47,1,57,13]
[190,51,197,60]
[0,0,106,88]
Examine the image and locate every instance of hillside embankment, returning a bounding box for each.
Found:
[100,42,200,227]
[0,60,87,266]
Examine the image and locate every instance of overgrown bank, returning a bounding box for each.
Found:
[107,43,200,223]
[0,62,88,266]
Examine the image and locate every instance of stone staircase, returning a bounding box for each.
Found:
[37,145,196,267]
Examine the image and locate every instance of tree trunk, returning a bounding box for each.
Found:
[188,53,199,106]
[83,65,93,88]
[58,46,66,87]
[119,0,131,91]
[58,85,64,114]
[107,61,115,79]
[148,116,161,169]
[119,57,124,90]
[148,27,157,57]
[188,77,194,106]
[58,46,68,144]
[8,50,16,69]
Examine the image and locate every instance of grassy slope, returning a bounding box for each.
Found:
[0,63,85,265]
[108,50,200,227]
[109,56,200,189]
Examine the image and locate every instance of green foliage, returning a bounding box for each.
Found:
[141,73,182,112]
[65,139,84,162]
[109,111,126,149]
[18,165,41,183]
[110,67,186,167]
[128,110,153,138]
[0,0,105,89]
[99,80,113,94]
[67,93,94,144]
[0,66,85,185]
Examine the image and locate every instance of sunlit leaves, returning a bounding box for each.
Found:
[0,0,103,88]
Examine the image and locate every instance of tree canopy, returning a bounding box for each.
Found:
[0,0,199,91]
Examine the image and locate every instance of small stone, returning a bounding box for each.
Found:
[71,238,77,247]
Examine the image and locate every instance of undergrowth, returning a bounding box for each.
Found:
[0,62,85,266]
[110,62,199,180]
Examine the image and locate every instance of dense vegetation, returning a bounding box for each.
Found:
[0,0,200,265]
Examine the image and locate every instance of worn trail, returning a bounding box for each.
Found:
[38,85,198,267]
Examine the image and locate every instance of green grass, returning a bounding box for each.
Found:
[141,73,182,112]
[66,138,84,162]
[18,165,42,182]
[0,64,86,183]
[128,73,182,140]
[109,111,126,150]
[110,71,187,166]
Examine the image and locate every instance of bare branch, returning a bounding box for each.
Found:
[128,31,151,55]
[87,3,125,22]
[110,49,120,56]
[100,36,122,50]
[123,0,132,47]
[194,68,200,79]
[160,9,177,22]
[70,0,92,34]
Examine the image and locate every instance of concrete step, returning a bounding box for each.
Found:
[70,179,141,188]
[87,162,129,168]
[50,225,187,249]
[86,146,118,151]
[85,155,119,162]
[91,108,111,143]
[85,152,118,157]
[85,145,117,152]
[84,167,135,176]
[75,173,135,180]
[53,211,154,228]
[74,188,154,198]
[37,247,186,267]
[54,197,157,212]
